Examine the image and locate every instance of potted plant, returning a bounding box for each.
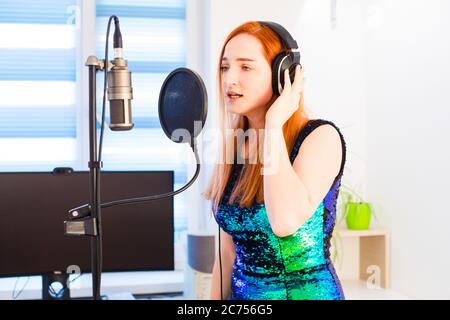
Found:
[336,183,378,230]
[330,183,380,265]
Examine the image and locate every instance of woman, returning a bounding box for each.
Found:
[202,21,347,300]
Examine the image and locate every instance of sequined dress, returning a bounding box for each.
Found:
[214,119,347,300]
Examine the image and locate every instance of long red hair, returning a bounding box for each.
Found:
[202,21,311,214]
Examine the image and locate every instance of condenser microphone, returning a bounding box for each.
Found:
[107,17,134,131]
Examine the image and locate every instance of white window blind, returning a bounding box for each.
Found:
[0,0,78,171]
[95,0,188,234]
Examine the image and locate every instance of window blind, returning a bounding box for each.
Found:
[0,0,78,171]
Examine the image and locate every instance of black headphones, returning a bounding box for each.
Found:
[259,21,302,96]
[217,22,301,300]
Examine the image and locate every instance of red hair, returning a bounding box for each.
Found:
[202,21,311,214]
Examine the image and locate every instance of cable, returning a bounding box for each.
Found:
[68,273,83,285]
[218,224,223,300]
[69,273,83,283]
[98,15,116,164]
[96,18,200,208]
[12,276,30,300]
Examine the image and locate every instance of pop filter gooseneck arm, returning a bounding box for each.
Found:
[101,145,200,209]
[67,144,201,216]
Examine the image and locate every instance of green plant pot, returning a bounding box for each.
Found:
[345,202,372,230]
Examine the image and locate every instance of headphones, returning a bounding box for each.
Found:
[259,21,302,96]
[218,21,301,300]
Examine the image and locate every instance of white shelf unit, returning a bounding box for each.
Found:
[332,228,390,288]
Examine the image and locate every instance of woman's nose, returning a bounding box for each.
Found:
[224,69,238,87]
[225,79,237,87]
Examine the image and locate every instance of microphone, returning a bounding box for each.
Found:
[107,17,134,131]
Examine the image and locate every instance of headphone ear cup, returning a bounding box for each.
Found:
[272,52,288,96]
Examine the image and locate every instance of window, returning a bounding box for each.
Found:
[0,0,78,171]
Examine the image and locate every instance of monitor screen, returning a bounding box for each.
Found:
[0,170,174,277]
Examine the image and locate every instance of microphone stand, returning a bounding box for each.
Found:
[84,55,107,300]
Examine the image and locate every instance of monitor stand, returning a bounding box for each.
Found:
[42,272,70,300]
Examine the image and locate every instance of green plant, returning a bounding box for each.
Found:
[330,182,380,265]
[337,183,379,227]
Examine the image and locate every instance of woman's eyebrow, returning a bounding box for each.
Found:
[222,57,256,62]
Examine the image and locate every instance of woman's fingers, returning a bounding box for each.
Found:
[292,65,304,92]
[283,68,291,92]
[283,65,305,95]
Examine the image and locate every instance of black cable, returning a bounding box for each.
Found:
[98,15,117,164]
[68,273,83,285]
[218,224,223,300]
[95,15,200,210]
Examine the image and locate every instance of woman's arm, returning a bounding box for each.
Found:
[263,122,342,238]
[210,228,236,300]
[262,67,342,238]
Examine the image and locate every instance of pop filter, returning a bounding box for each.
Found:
[158,67,208,146]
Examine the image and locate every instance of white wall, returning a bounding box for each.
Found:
[365,0,450,299]
[189,0,450,299]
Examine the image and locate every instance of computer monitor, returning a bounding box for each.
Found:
[0,170,174,278]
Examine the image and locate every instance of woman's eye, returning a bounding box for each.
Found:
[220,65,251,71]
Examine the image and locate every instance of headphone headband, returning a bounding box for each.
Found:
[259,21,298,50]
[258,21,301,95]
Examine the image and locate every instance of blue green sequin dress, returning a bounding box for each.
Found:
[214,119,347,300]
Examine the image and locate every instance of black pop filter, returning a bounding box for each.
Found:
[158,67,208,145]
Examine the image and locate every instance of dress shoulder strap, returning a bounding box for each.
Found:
[289,118,347,182]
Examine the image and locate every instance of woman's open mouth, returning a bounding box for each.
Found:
[227,93,243,103]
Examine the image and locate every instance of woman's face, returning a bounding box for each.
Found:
[221,33,273,118]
